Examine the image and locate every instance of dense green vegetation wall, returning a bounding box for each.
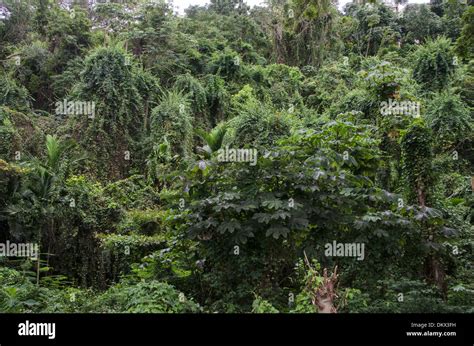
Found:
[0,0,472,313]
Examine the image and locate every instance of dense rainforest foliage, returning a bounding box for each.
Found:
[0,0,472,314]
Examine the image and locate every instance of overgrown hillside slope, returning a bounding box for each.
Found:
[0,0,472,313]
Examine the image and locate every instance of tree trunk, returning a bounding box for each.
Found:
[424,254,447,298]
[314,267,339,313]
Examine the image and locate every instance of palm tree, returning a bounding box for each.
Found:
[195,122,228,158]
[6,135,80,284]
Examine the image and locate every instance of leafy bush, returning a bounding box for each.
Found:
[151,90,193,158]
[252,296,279,313]
[0,107,43,159]
[425,90,472,149]
[225,100,296,148]
[96,280,201,313]
[174,73,208,120]
[412,37,455,92]
[401,4,442,44]
[0,75,31,111]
